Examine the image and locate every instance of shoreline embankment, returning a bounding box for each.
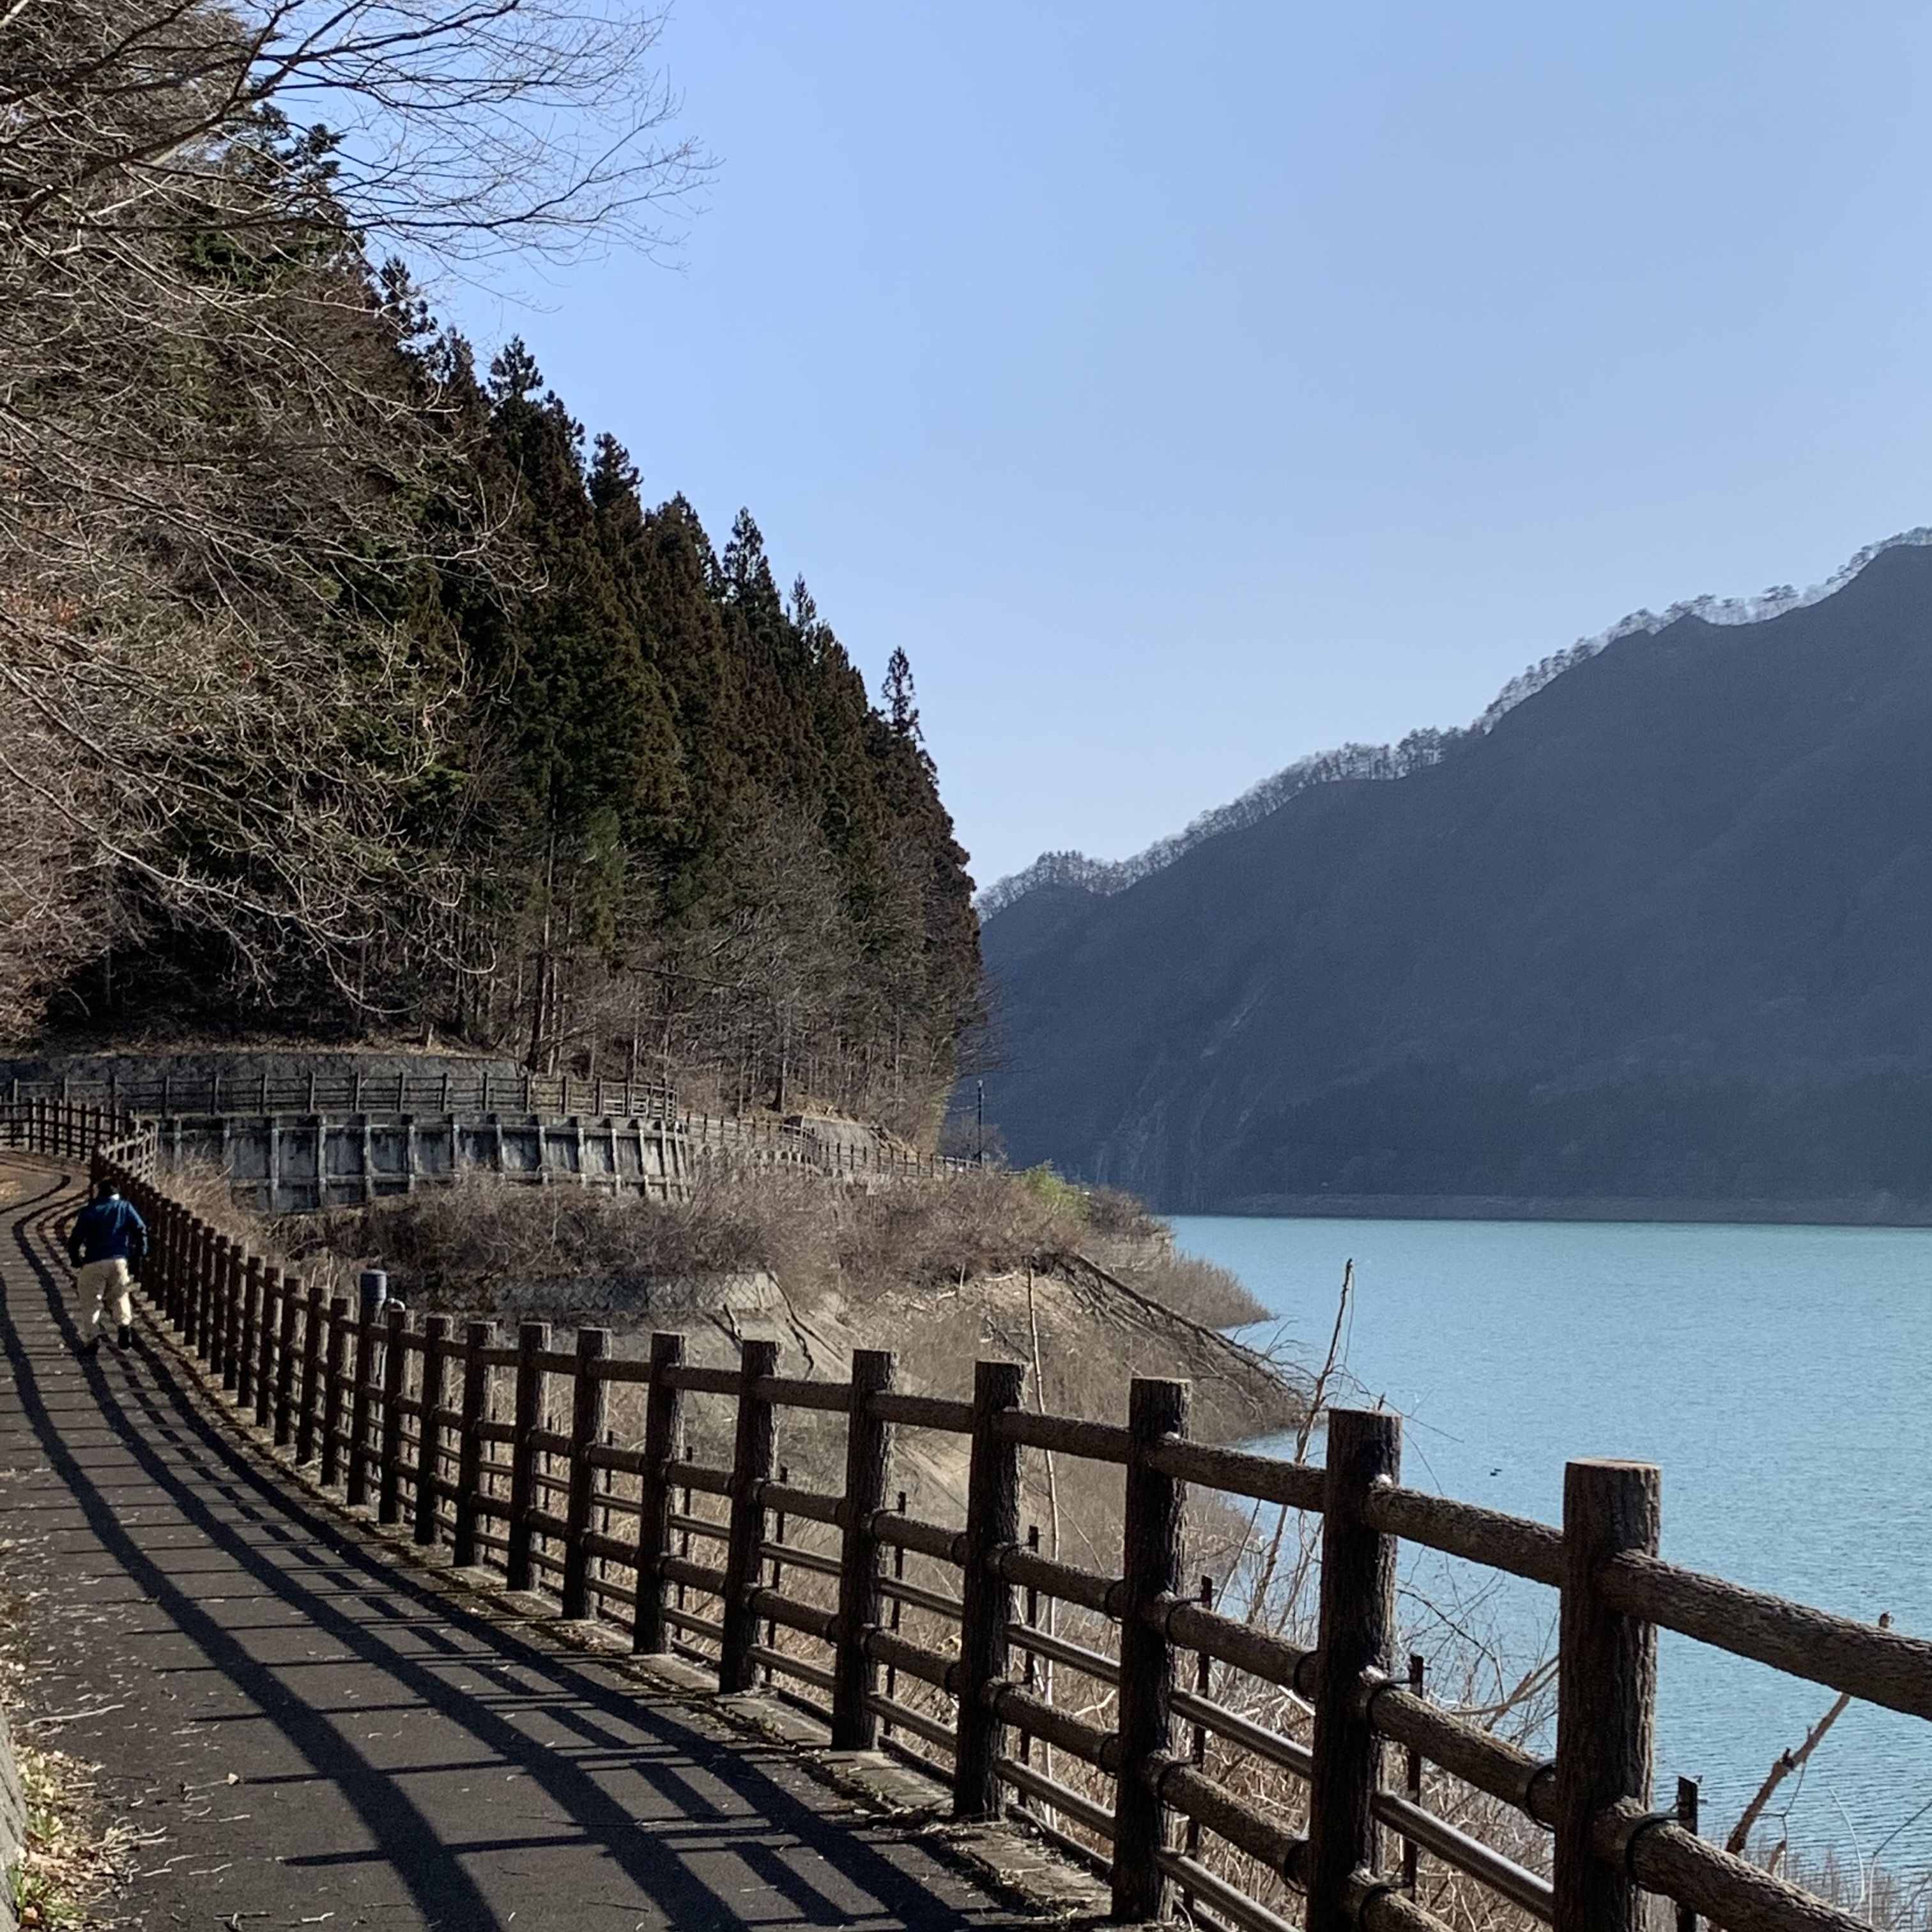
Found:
[1209,1191,1932,1228]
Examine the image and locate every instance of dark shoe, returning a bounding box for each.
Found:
[118,1325,133,1348]
[82,1336,100,1357]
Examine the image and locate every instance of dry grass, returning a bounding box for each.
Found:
[0,1588,134,1929]
[273,1165,1204,1308]
[7,1738,122,1931]
[1774,1844,1932,1932]
[260,1163,1269,1328]
[248,1164,1305,1589]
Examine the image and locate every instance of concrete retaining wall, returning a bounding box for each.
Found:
[161,1112,695,1213]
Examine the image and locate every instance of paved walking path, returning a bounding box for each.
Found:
[0,1158,1030,1931]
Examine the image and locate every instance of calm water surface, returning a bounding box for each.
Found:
[1172,1214,1932,1866]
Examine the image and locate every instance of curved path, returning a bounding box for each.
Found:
[0,1158,1030,1931]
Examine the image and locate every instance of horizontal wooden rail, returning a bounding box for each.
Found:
[868,1392,972,1432]
[759,1540,840,1580]
[746,1588,838,1643]
[668,1511,728,1543]
[753,1374,852,1414]
[755,1478,841,1526]
[1600,1552,1932,1720]
[1596,1799,1871,1932]
[1160,1594,1313,1690]
[663,1555,728,1597]
[1007,1620,1119,1686]
[1367,1682,1554,1824]
[997,1410,1130,1462]
[999,1754,1116,1839]
[1364,1483,1565,1588]
[862,1628,954,1690]
[662,1363,740,1397]
[996,1545,1119,1617]
[1372,1786,1552,1920]
[663,1459,732,1498]
[871,1510,960,1561]
[880,1574,965,1621]
[1170,1686,1310,1779]
[1148,1435,1326,1511]
[1153,1756,1304,1885]
[749,1644,834,1693]
[993,1687,1116,1770]
[870,1692,957,1753]
[1155,1851,1297,1932]
[34,1103,1912,1932]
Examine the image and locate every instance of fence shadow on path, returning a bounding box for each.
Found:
[0,1163,1001,1932]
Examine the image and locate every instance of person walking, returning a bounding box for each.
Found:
[66,1177,147,1356]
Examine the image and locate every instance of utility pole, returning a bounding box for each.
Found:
[976,1080,985,1166]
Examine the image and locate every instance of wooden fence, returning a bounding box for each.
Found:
[8,1103,1922,1932]
[3,1068,677,1123]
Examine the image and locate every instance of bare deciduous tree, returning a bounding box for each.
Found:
[0,0,706,1029]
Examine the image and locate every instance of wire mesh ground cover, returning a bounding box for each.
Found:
[0,1156,1055,1932]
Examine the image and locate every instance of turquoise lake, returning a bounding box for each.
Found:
[1172,1213,1932,1869]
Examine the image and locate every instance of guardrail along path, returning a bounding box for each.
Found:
[0,1156,1030,1932]
[10,1099,1928,1932]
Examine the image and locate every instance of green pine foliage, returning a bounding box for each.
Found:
[49,288,981,1136]
[435,336,981,1131]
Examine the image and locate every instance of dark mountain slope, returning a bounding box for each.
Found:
[983,540,1932,1216]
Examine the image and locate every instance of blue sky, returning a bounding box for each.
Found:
[447,2,1932,888]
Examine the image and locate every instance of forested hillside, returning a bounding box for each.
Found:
[983,538,1932,1216]
[3,0,978,1131]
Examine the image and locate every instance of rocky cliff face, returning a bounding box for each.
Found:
[982,538,1932,1216]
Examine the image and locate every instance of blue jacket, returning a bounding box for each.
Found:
[68,1195,148,1268]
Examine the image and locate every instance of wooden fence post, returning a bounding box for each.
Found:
[346,1303,379,1508]
[178,1215,199,1344]
[1554,1460,1660,1932]
[204,1234,227,1370]
[149,1199,169,1328]
[1307,1408,1403,1932]
[415,1316,450,1547]
[1112,1375,1190,1923]
[831,1348,896,1749]
[319,1296,350,1486]
[378,1305,409,1525]
[221,1242,245,1392]
[296,1283,325,1464]
[632,1331,686,1654]
[255,1267,279,1428]
[172,1204,190,1330]
[562,1328,610,1617]
[237,1256,262,1410]
[197,1221,221,1360]
[453,1321,494,1568]
[273,1273,301,1446]
[180,1221,199,1344]
[506,1322,548,1591]
[720,1337,780,1692]
[203,1224,222,1357]
[954,1358,1025,1820]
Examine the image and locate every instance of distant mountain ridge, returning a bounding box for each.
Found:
[981,530,1932,1219]
[980,526,1932,919]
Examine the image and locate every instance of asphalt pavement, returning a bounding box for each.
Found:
[0,1156,1032,1932]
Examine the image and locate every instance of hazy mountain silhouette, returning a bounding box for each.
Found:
[981,537,1932,1219]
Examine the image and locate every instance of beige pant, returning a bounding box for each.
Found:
[78,1257,132,1335]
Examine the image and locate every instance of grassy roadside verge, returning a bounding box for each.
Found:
[1,1581,126,1930]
